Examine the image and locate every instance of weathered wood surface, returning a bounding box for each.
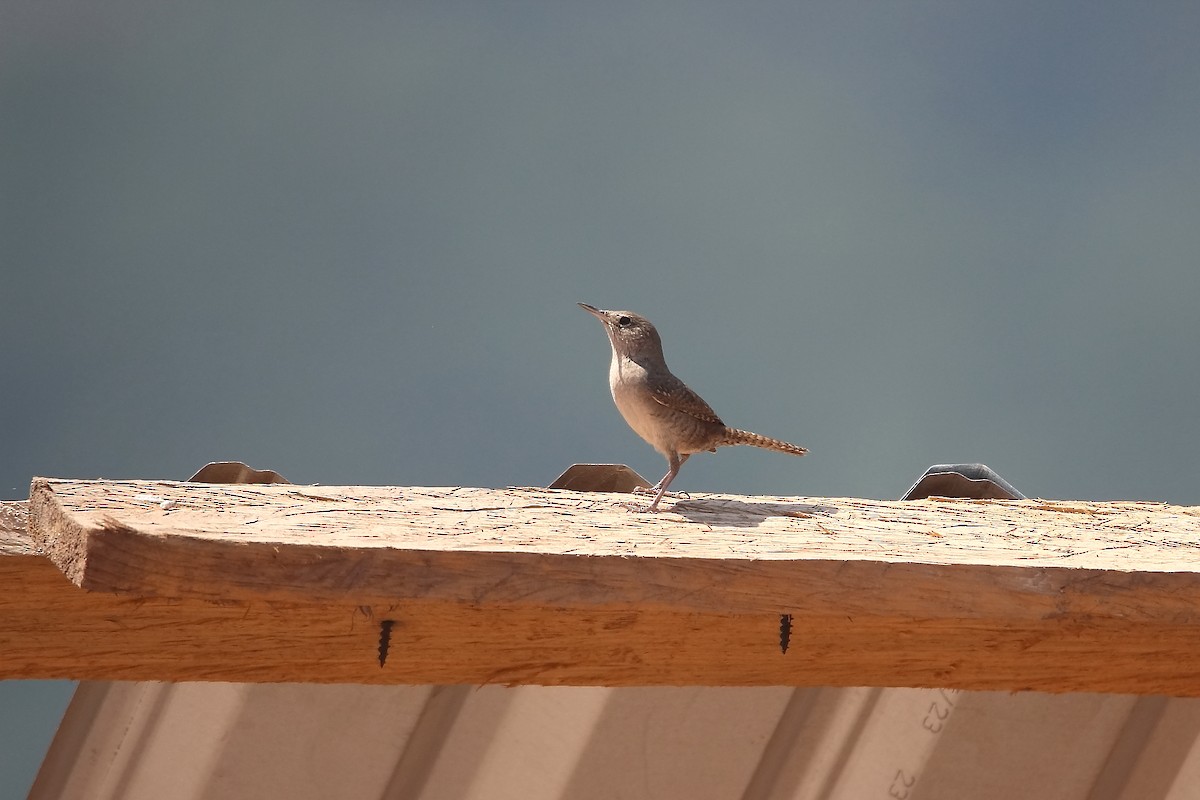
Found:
[5,480,1200,691]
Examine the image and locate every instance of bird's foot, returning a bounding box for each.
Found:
[616,492,690,513]
[631,486,691,501]
[615,500,660,513]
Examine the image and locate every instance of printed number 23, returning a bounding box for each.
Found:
[889,770,917,799]
[923,702,951,733]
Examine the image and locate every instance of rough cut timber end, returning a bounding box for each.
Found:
[28,480,94,587]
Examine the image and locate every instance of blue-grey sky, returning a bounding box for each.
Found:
[3,2,1200,794]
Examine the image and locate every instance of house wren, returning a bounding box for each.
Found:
[579,303,807,511]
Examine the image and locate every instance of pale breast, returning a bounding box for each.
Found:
[608,355,717,456]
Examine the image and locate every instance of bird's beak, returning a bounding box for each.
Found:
[578,302,605,319]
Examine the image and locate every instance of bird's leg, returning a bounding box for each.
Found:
[648,453,688,511]
[633,453,685,494]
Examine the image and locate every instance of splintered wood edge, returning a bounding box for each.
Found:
[0,501,35,556]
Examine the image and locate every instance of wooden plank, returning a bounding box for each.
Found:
[26,478,1200,612]
[7,479,1200,691]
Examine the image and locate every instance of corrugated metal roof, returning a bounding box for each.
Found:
[29,682,1200,799]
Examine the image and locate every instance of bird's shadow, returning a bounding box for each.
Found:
[665,498,839,527]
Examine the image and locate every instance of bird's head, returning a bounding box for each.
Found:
[578,303,665,362]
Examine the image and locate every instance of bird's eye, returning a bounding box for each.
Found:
[617,316,632,326]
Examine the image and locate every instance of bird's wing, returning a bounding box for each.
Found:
[649,378,725,426]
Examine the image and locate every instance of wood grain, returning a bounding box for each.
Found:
[6,479,1200,692]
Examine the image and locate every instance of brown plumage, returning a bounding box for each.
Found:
[719,428,810,456]
[579,303,807,511]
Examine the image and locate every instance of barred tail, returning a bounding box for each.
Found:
[720,427,808,456]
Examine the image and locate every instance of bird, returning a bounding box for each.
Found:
[578,303,807,511]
